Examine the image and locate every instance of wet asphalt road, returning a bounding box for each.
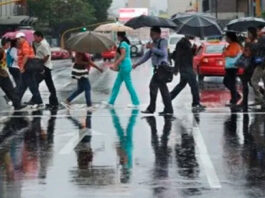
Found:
[0,59,265,198]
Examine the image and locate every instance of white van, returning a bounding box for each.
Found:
[168,34,184,55]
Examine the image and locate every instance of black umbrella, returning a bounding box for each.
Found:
[125,15,177,29]
[226,17,265,32]
[172,13,222,38]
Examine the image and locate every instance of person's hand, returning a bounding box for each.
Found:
[132,64,138,69]
[146,42,154,49]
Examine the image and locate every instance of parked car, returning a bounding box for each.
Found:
[130,38,144,57]
[51,47,70,60]
[193,41,244,82]
[101,46,117,61]
[168,34,184,56]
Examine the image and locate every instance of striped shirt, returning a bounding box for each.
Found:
[18,40,34,70]
[72,63,89,79]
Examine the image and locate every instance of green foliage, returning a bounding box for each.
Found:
[27,0,112,36]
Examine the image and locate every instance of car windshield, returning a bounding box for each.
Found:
[205,45,225,54]
[169,37,181,45]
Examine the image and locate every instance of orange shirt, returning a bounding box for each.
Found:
[223,42,242,58]
[18,40,34,70]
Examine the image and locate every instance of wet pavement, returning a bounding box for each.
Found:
[0,59,265,198]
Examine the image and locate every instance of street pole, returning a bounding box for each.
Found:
[215,0,218,19]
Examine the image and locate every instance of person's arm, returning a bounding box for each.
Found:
[88,58,103,73]
[112,47,125,69]
[150,40,168,57]
[133,50,152,68]
[223,43,241,57]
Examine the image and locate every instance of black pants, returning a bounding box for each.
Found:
[223,69,240,104]
[17,70,43,104]
[170,70,200,106]
[8,67,21,88]
[147,73,173,113]
[0,76,20,108]
[35,67,58,106]
[240,67,254,108]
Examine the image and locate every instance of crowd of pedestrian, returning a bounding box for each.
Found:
[1,26,265,114]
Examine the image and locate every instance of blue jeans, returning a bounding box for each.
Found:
[67,77,91,106]
[109,67,139,105]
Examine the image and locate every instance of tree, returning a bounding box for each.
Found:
[87,0,112,22]
[27,0,96,37]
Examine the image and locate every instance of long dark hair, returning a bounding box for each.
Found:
[10,39,17,48]
[117,32,130,54]
[226,31,239,43]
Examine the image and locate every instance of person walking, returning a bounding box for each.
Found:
[238,27,258,110]
[6,39,21,87]
[170,37,205,112]
[0,48,25,110]
[250,29,265,105]
[108,32,139,107]
[62,52,103,109]
[16,32,43,107]
[33,31,59,109]
[133,27,173,115]
[223,31,242,106]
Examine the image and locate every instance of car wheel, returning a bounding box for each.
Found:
[131,45,138,57]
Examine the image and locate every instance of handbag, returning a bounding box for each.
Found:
[225,53,242,69]
[25,58,44,72]
[235,55,250,68]
[156,61,174,83]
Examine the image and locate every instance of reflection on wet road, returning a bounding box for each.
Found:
[0,62,265,197]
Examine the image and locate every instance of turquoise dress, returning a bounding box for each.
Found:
[108,41,140,105]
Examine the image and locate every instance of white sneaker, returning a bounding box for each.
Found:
[61,101,71,109]
[101,101,114,108]
[127,104,139,109]
[31,104,44,109]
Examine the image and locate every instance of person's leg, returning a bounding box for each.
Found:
[17,72,28,103]
[1,77,21,108]
[146,74,159,113]
[67,78,84,103]
[108,72,123,105]
[170,73,188,100]
[251,66,264,102]
[122,69,140,105]
[158,81,173,113]
[229,69,238,104]
[27,71,43,104]
[43,67,59,106]
[8,67,21,88]
[186,70,200,106]
[82,78,92,107]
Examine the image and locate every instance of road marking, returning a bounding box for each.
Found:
[59,129,104,155]
[192,121,222,189]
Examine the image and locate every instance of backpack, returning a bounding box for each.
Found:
[6,48,14,68]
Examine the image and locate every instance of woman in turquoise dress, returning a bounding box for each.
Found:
[108,32,140,107]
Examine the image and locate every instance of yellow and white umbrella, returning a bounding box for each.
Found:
[95,23,133,32]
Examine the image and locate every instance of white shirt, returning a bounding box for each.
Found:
[35,39,53,69]
[9,47,19,69]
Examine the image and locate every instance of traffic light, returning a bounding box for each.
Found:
[81,27,87,32]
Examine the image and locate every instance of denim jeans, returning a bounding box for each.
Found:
[67,77,91,106]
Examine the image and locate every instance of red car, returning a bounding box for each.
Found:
[51,47,70,60]
[101,46,117,61]
[193,41,244,82]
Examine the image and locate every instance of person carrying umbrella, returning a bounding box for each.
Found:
[133,27,173,115]
[223,31,242,107]
[170,36,205,112]
[108,32,140,107]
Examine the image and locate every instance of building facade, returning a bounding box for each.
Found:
[128,0,149,8]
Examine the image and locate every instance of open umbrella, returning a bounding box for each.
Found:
[94,23,133,32]
[125,15,177,29]
[226,17,265,32]
[65,31,115,54]
[172,13,222,38]
[3,29,34,43]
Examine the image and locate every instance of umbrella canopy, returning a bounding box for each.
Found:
[226,17,265,32]
[125,15,177,29]
[3,29,34,43]
[94,23,133,32]
[172,13,222,38]
[65,31,115,54]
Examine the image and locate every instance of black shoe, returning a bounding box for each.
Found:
[192,104,206,112]
[46,104,59,110]
[141,109,154,114]
[14,104,27,110]
[24,101,35,105]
